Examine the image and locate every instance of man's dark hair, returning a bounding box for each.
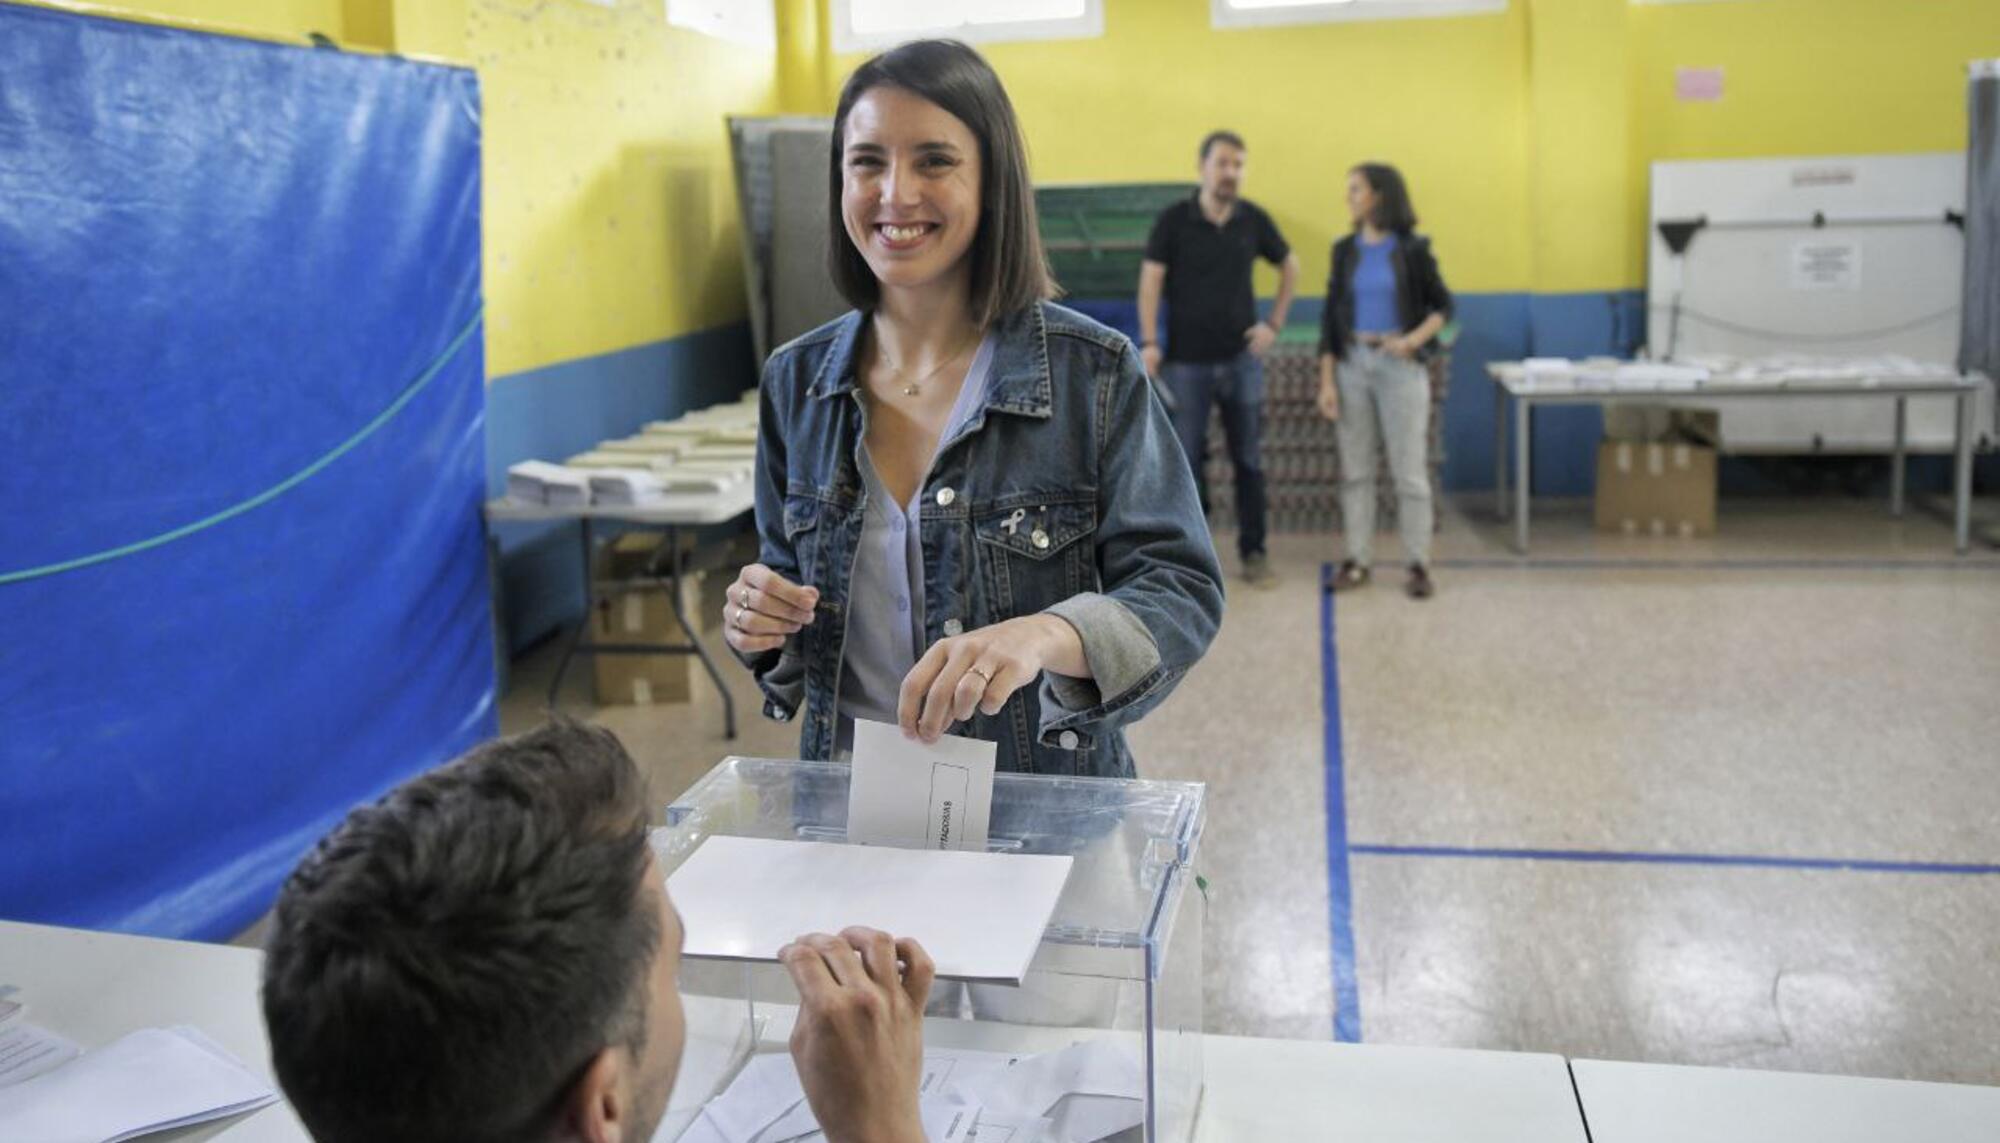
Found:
[261,719,660,1143]
[828,38,1055,327]
[1199,130,1246,161]
[1352,161,1419,234]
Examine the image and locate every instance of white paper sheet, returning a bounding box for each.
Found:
[0,1022,80,1090]
[666,837,1070,984]
[0,1025,279,1143]
[849,719,997,852]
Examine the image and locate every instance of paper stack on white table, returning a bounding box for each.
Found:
[0,1025,279,1143]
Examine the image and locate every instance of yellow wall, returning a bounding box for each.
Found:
[818,0,1998,297]
[23,0,1999,367]
[22,0,785,377]
[829,0,1532,296]
[1625,0,2000,286]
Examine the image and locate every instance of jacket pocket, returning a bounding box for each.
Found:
[973,501,1095,616]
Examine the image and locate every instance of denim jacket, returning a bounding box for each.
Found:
[741,301,1225,777]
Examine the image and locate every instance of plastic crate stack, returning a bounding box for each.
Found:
[1199,344,1449,536]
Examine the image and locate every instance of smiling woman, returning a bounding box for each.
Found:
[722,40,1225,778]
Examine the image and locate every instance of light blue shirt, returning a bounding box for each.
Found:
[1353,234,1399,334]
[837,334,997,738]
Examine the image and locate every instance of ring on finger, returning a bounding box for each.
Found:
[738,586,751,608]
[968,664,995,685]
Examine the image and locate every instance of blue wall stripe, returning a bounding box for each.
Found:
[484,322,758,651]
[1351,843,2000,876]
[1320,563,1363,1043]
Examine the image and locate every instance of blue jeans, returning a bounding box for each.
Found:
[1163,353,1268,559]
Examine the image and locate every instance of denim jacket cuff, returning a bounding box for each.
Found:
[1036,593,1167,748]
[734,642,803,721]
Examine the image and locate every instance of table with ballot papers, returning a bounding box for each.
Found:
[10,714,2000,1143]
[1485,354,1990,554]
[488,391,761,735]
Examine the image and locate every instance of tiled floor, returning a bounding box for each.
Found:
[498,493,2000,1085]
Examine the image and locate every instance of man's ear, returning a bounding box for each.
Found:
[566,1047,627,1143]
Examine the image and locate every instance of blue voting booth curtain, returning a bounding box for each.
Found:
[0,6,495,941]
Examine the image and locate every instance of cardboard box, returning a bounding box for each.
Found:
[1595,439,1717,537]
[591,588,693,706]
[593,534,690,706]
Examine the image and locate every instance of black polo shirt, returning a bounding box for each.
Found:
[1144,193,1290,364]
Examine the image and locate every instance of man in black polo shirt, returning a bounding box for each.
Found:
[1137,129,1298,589]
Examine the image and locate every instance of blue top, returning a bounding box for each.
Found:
[1352,234,1399,334]
[837,333,998,737]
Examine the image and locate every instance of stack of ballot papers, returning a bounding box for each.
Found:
[600,436,690,456]
[0,1026,279,1143]
[671,1041,1144,1143]
[1610,362,1709,391]
[507,460,590,507]
[0,1020,80,1088]
[589,469,671,506]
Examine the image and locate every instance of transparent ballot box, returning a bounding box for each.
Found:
[652,756,1207,1143]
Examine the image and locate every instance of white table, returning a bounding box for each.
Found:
[1571,1057,2000,1143]
[5,919,1590,1143]
[18,920,1994,1143]
[0,920,301,1141]
[1485,364,1988,554]
[486,483,756,736]
[1197,1036,1587,1142]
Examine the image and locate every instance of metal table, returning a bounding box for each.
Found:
[1487,364,1989,554]
[485,483,756,738]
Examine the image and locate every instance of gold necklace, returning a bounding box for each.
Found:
[876,328,980,397]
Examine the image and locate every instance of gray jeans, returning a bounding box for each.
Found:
[1336,345,1433,567]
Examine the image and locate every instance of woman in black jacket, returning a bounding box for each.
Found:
[1315,162,1453,599]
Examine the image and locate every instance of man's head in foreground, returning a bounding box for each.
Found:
[261,718,683,1143]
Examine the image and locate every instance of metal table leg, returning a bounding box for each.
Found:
[1890,396,1908,517]
[1514,396,1532,554]
[1955,391,1973,555]
[660,524,738,739]
[547,517,595,709]
[1495,380,1510,520]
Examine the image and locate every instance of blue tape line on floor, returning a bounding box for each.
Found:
[1350,843,2000,875]
[1321,563,1363,1043]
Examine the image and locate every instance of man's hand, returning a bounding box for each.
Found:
[1316,380,1340,423]
[1140,343,1164,377]
[722,564,817,655]
[897,614,1083,743]
[1243,321,1278,357]
[781,929,934,1143]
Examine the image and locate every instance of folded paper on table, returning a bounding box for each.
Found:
[0,1025,279,1143]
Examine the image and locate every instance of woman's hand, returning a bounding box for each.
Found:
[897,614,1083,743]
[722,563,818,655]
[1316,380,1340,423]
[1384,335,1418,360]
